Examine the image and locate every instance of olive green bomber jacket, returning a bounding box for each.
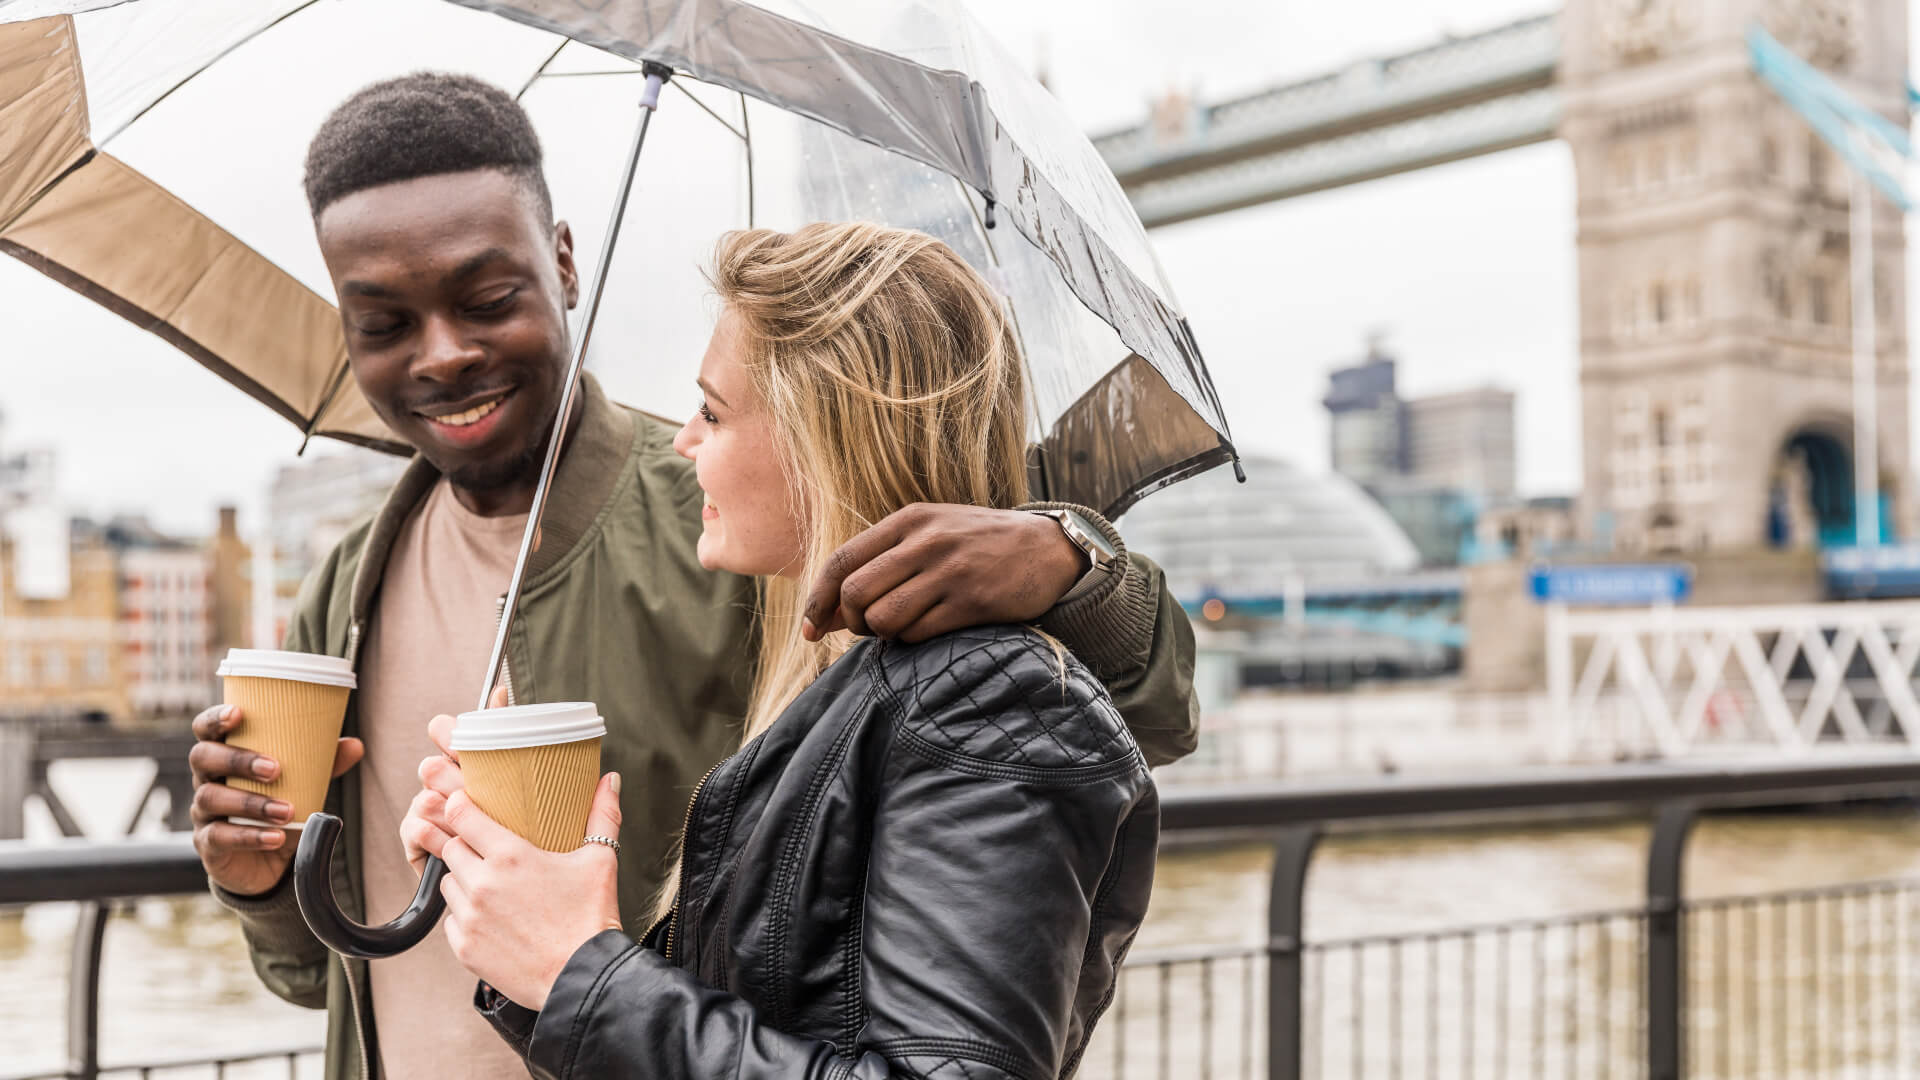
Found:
[211,375,1199,1080]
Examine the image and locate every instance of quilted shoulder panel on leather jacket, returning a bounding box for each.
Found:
[479,626,1160,1080]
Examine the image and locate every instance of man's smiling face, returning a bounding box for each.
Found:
[317,168,579,506]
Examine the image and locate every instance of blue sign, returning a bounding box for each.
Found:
[1529,564,1692,606]
[1823,543,1920,599]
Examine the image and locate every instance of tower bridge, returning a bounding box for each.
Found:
[1099,0,1912,567]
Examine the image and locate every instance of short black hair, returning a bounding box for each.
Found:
[303,72,553,224]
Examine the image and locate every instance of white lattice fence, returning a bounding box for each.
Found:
[1547,602,1920,761]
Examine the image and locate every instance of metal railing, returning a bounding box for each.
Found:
[5,757,1919,1079]
[0,841,321,1080]
[1085,756,1920,1080]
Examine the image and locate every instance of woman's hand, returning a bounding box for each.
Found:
[400,687,505,877]
[399,713,465,878]
[431,768,625,1011]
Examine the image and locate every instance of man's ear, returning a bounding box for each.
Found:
[554,220,580,309]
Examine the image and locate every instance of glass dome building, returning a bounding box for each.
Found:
[1119,454,1422,599]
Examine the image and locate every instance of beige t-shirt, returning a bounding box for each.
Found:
[356,478,528,1079]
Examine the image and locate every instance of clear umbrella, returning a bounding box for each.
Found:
[0,0,1239,955]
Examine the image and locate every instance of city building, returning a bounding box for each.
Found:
[106,516,217,717]
[1325,346,1517,506]
[207,506,251,662]
[0,419,255,718]
[1119,456,1454,690]
[1404,387,1517,500]
[1323,343,1520,564]
[1562,0,1911,552]
[1476,496,1580,561]
[0,526,124,720]
[1367,485,1484,568]
[1121,454,1420,597]
[0,413,53,512]
[266,448,408,645]
[1323,345,1405,490]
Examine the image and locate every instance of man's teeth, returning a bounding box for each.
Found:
[433,398,502,427]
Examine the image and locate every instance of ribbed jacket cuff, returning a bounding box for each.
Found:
[209,873,316,953]
[1017,501,1156,684]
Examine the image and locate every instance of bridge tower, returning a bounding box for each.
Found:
[1560,0,1910,553]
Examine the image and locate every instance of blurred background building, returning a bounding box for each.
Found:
[1323,339,1530,566]
[1,423,253,722]
[265,449,407,647]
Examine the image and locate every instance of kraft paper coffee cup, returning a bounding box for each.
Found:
[451,702,606,853]
[216,649,356,830]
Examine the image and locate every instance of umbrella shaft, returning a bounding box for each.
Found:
[476,68,669,714]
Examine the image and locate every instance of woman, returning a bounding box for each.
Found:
[402,222,1158,1079]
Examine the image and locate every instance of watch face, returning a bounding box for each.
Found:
[1063,511,1119,563]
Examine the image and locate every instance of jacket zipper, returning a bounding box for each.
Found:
[342,619,373,1080]
[657,758,724,963]
[491,595,517,706]
[341,953,372,1080]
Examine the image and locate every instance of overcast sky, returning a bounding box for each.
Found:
[0,0,1846,538]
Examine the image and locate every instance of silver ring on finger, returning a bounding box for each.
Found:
[582,834,620,851]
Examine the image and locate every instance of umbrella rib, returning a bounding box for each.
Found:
[514,39,572,102]
[671,80,746,142]
[957,178,1045,461]
[0,149,96,237]
[97,0,327,149]
[298,359,357,457]
[525,69,643,80]
[741,93,754,229]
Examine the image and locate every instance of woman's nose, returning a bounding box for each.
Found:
[672,415,698,459]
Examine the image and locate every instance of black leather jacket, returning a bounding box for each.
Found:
[477,626,1160,1079]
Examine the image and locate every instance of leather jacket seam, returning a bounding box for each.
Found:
[690,735,764,988]
[767,679,879,1032]
[867,1037,1041,1080]
[894,721,1145,786]
[557,939,645,1079]
[838,815,874,1052]
[1061,807,1142,1077]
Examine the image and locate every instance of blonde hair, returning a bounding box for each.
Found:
[716,222,1031,740]
[656,222,1030,920]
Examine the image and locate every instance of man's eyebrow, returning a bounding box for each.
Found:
[340,248,514,300]
[696,378,731,408]
[450,247,514,282]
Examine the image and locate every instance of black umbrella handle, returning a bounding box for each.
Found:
[294,812,447,959]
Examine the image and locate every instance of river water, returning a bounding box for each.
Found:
[4,762,1919,1077]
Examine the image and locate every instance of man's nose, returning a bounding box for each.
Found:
[412,314,484,382]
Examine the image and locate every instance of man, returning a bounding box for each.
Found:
[187,73,1197,1080]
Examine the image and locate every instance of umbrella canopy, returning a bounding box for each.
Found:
[0,0,1235,517]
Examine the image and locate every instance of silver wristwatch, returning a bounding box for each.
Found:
[1028,508,1118,582]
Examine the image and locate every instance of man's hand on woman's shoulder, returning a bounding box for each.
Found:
[801,503,1085,644]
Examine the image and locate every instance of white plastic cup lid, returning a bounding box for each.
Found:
[216,649,357,689]
[451,702,606,751]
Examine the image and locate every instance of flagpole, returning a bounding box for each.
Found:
[1851,167,1880,547]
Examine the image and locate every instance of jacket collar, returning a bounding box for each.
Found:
[345,372,637,625]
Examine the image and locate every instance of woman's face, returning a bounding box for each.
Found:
[673,310,807,578]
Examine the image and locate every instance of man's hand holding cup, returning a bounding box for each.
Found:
[189,650,363,898]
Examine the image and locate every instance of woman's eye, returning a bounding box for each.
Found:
[699,403,719,424]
